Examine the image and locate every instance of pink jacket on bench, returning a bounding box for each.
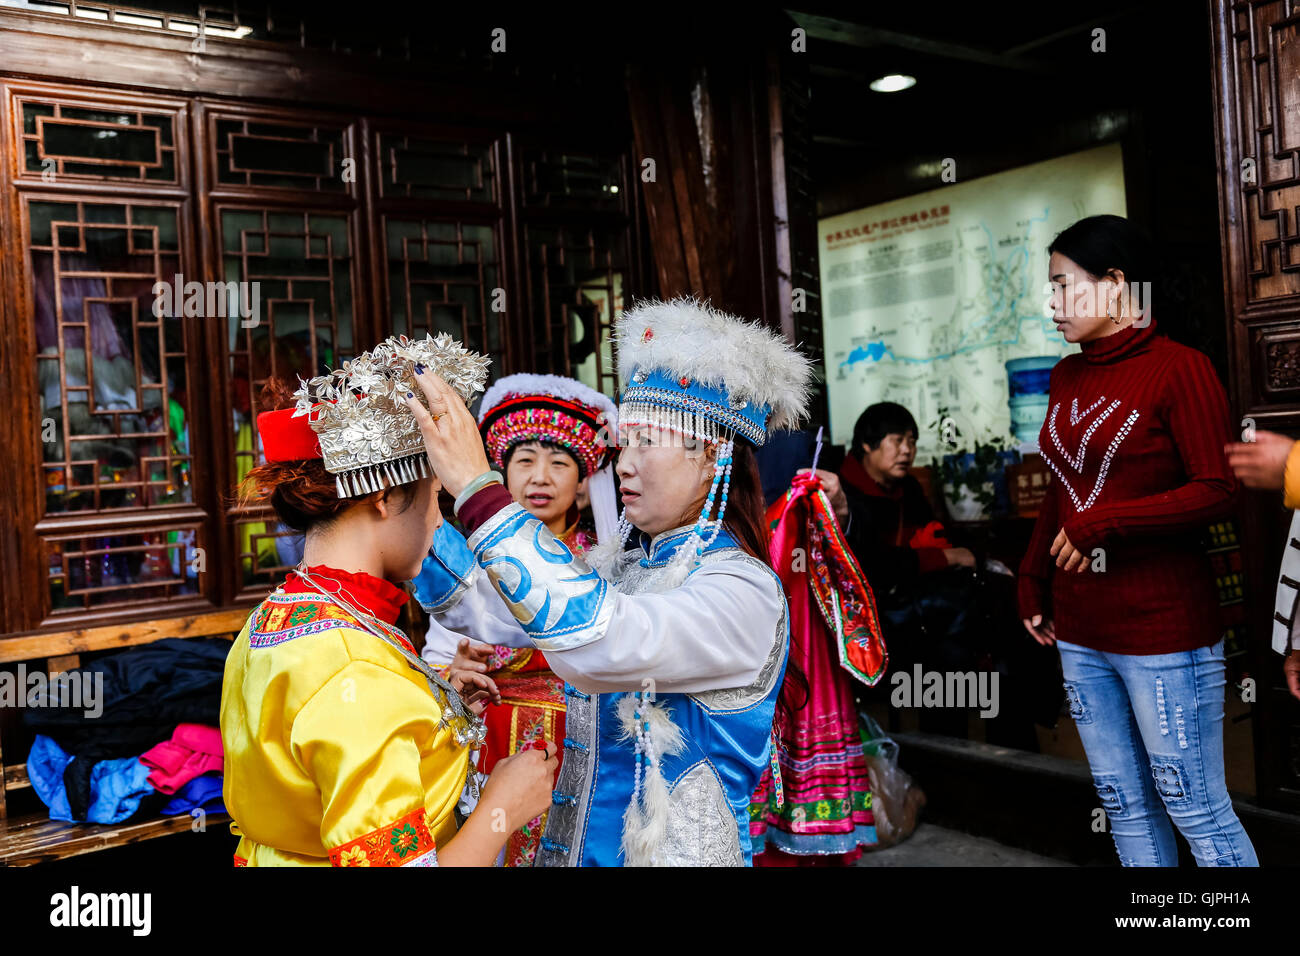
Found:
[141,723,223,794]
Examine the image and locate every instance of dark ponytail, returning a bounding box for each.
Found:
[714,440,771,568]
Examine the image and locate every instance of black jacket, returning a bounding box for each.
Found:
[840,468,945,601]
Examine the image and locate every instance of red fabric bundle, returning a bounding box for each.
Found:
[767,471,887,685]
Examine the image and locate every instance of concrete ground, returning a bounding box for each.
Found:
[855,822,1075,866]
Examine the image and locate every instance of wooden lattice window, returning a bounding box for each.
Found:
[218,206,357,588]
[384,218,504,374]
[521,148,625,212]
[378,133,497,203]
[46,524,201,613]
[213,116,348,193]
[17,98,180,185]
[525,222,626,396]
[28,198,193,516]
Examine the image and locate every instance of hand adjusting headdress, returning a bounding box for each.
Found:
[256,333,490,498]
[613,296,814,576]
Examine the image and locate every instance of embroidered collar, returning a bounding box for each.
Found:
[250,589,415,655]
[1080,317,1158,365]
[636,522,737,567]
[283,565,409,625]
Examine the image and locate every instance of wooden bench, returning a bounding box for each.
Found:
[0,608,249,866]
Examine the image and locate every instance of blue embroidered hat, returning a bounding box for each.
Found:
[602,297,814,581]
[614,297,813,447]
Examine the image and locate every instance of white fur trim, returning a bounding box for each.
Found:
[636,546,695,593]
[614,693,686,755]
[587,464,620,545]
[477,373,618,429]
[614,296,814,432]
[584,536,631,579]
[615,694,686,866]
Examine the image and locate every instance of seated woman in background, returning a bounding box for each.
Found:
[806,403,972,730]
[807,401,1059,750]
[415,373,619,867]
[221,335,552,867]
[819,401,973,586]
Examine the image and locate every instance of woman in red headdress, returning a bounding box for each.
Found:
[414,373,618,867]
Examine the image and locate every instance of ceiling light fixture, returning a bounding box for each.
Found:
[869,74,917,93]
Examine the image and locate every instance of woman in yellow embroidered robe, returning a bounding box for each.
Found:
[222,343,554,868]
[222,577,466,867]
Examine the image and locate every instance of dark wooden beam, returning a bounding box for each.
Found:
[1000,8,1139,58]
[0,9,613,126]
[787,10,1055,75]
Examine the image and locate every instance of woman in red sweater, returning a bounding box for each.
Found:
[1019,215,1256,866]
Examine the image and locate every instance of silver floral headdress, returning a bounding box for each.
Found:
[292,333,491,498]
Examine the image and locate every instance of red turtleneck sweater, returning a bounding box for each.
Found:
[1017,319,1237,655]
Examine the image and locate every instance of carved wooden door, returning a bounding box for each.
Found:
[1211,0,1300,809]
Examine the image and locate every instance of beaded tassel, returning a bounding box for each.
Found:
[631,691,647,807]
[681,437,735,571]
[769,726,785,810]
[629,690,662,815]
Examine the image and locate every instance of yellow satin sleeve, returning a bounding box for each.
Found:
[1284,440,1300,510]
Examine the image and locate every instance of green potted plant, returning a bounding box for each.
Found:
[929,407,1012,522]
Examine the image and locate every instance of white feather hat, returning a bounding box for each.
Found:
[614,296,813,445]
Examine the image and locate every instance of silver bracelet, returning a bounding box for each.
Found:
[453,470,504,516]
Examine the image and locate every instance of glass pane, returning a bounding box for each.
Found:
[231,134,330,177]
[46,528,201,612]
[60,107,134,124]
[380,134,496,203]
[29,199,191,515]
[385,217,503,373]
[21,100,178,184]
[23,102,55,135]
[527,222,626,395]
[235,515,304,590]
[221,207,356,562]
[523,149,624,211]
[143,113,173,147]
[42,121,159,164]
[214,115,346,192]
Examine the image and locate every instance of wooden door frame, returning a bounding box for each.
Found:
[1209,0,1300,811]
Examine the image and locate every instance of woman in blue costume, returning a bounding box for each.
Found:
[406,298,812,866]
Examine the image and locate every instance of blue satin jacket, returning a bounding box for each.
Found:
[413,506,789,867]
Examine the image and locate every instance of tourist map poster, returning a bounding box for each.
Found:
[818,143,1127,460]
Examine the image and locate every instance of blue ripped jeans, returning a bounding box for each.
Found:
[1057,639,1257,867]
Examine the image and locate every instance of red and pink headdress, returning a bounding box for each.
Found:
[477,373,619,542]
